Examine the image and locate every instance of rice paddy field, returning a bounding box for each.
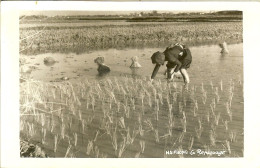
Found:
[19,20,243,158]
[20,21,242,55]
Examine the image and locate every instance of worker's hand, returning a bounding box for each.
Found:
[168,72,175,81]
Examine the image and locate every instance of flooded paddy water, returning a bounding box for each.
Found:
[21,43,243,84]
[20,43,243,158]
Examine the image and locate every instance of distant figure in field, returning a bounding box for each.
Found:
[150,43,192,86]
[219,41,229,54]
[44,57,56,66]
[130,56,142,68]
[94,57,110,75]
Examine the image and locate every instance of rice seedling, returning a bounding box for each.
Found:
[144,119,154,132]
[194,99,198,111]
[228,91,234,108]
[223,120,229,131]
[181,111,187,132]
[147,92,152,107]
[139,140,146,153]
[154,129,160,143]
[210,123,217,134]
[86,140,94,156]
[152,87,157,101]
[210,81,214,91]
[93,130,99,142]
[225,140,231,154]
[158,93,163,105]
[42,128,47,145]
[226,102,232,121]
[178,146,184,158]
[155,99,159,121]
[139,124,144,137]
[137,112,142,125]
[209,130,216,146]
[119,117,126,129]
[210,98,216,114]
[27,122,36,137]
[65,144,72,157]
[188,136,194,150]
[197,117,202,129]
[61,123,65,139]
[74,133,78,147]
[220,80,223,91]
[91,96,95,112]
[195,126,203,141]
[206,109,210,123]
[54,134,58,153]
[78,110,82,121]
[40,113,45,127]
[81,119,85,133]
[229,131,237,143]
[125,106,130,119]
[116,102,121,113]
[118,137,127,158]
[135,152,141,158]
[179,102,183,114]
[202,90,207,105]
[106,113,113,124]
[87,115,95,125]
[94,146,99,158]
[214,111,221,126]
[126,127,136,145]
[111,127,118,155]
[193,106,197,117]
[168,104,174,129]
[130,98,135,111]
[172,92,178,104]
[104,121,111,136]
[215,87,220,103]
[178,132,185,143]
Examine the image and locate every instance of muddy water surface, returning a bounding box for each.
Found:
[21,43,243,85]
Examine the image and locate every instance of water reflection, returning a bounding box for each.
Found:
[130,67,142,78]
[20,43,243,83]
[97,70,110,77]
[221,52,229,57]
[44,61,56,66]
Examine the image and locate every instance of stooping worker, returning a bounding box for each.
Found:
[150,43,192,85]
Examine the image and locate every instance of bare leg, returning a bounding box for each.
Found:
[180,68,190,84]
[167,68,174,80]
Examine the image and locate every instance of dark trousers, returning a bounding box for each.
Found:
[166,62,177,79]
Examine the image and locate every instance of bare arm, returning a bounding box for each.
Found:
[151,64,161,79]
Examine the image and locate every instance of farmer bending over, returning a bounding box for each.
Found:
[150,43,192,85]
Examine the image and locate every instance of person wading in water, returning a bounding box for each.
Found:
[150,43,192,86]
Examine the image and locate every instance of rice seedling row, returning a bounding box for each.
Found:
[20,76,243,157]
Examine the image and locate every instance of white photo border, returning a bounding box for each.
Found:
[1,1,260,168]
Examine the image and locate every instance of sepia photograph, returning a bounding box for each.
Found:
[19,9,243,158]
[1,1,260,168]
